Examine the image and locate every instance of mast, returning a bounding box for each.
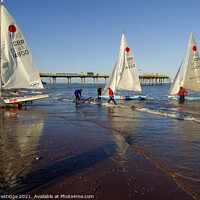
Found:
[0,0,2,97]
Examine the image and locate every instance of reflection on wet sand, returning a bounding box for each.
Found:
[106,107,140,159]
[106,106,200,199]
[0,109,44,193]
[171,120,200,198]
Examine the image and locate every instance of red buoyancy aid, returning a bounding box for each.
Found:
[178,88,188,96]
[108,89,114,98]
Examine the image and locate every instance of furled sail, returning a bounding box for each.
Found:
[0,5,43,89]
[117,34,141,92]
[183,33,200,92]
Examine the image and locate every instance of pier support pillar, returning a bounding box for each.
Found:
[67,78,71,87]
[48,76,53,88]
[53,77,56,88]
[81,77,85,87]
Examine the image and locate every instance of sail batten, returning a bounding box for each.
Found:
[1,5,43,90]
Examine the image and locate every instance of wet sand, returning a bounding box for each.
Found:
[0,106,195,199]
[29,143,193,200]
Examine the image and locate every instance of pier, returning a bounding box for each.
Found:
[40,73,109,88]
[39,73,170,88]
[139,73,170,86]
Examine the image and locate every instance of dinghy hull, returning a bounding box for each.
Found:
[168,95,200,100]
[1,94,49,106]
[100,95,147,100]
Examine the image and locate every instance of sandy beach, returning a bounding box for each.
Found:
[27,112,194,200]
[30,142,193,200]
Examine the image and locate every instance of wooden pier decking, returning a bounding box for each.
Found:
[39,73,170,88]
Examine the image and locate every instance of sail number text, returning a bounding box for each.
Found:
[11,39,29,58]
[11,50,29,58]
[12,39,25,46]
[125,57,135,69]
[126,57,134,61]
[191,65,200,70]
[194,56,200,62]
[191,56,200,70]
[125,64,135,69]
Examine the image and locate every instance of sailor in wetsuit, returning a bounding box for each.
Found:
[107,87,117,105]
[97,85,102,97]
[74,89,82,101]
[178,86,188,102]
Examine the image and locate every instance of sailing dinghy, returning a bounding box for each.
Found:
[100,33,147,100]
[168,33,200,100]
[0,4,49,107]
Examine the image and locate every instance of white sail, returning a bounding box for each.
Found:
[102,57,118,95]
[117,34,141,92]
[168,66,181,95]
[168,60,184,95]
[183,33,200,92]
[0,5,43,89]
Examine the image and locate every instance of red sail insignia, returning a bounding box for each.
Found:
[125,47,130,52]
[8,25,17,33]
[193,46,197,51]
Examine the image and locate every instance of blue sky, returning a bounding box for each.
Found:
[3,0,200,80]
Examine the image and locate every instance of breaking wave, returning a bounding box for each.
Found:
[58,96,200,123]
[135,107,200,123]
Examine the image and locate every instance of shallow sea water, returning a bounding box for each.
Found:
[0,83,200,199]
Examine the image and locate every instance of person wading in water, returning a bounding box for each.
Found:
[74,89,82,102]
[178,86,188,102]
[97,85,102,99]
[107,87,117,105]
